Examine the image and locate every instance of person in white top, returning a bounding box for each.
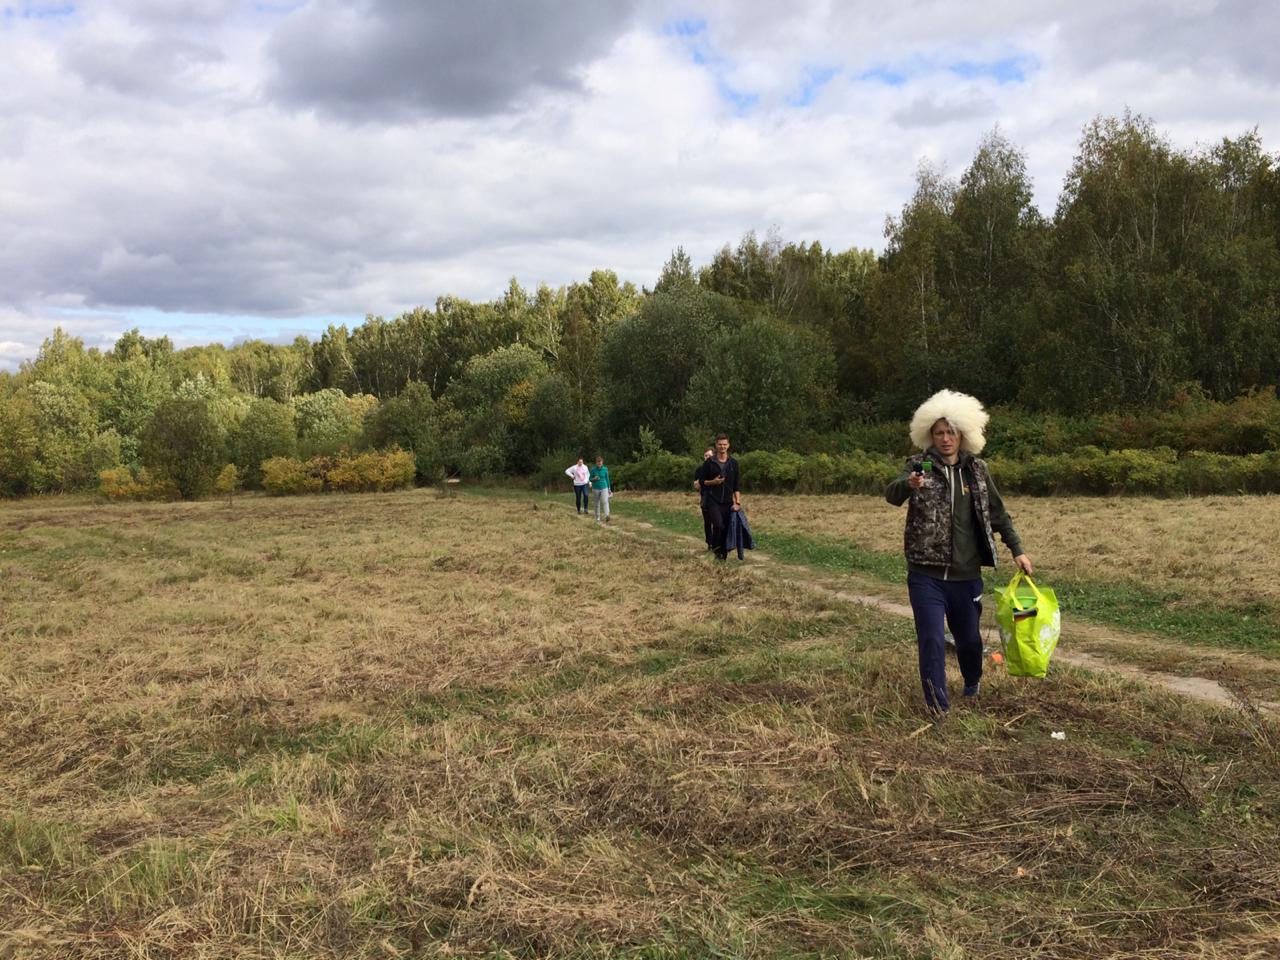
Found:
[565,458,591,514]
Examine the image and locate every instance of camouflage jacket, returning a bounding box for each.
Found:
[886,452,1015,570]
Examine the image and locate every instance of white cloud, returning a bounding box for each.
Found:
[1,0,1277,368]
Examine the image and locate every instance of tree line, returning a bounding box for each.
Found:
[1,112,1278,498]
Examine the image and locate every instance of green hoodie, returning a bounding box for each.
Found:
[589,464,610,490]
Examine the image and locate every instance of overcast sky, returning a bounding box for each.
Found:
[2,0,1277,370]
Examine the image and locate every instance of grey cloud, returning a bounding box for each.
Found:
[5,0,1280,372]
[892,92,995,128]
[123,0,242,25]
[1053,0,1280,80]
[266,0,641,120]
[63,36,225,100]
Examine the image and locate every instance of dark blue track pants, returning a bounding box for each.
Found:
[907,572,984,712]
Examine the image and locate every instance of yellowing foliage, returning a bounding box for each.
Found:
[98,467,180,501]
[214,464,241,501]
[261,449,415,496]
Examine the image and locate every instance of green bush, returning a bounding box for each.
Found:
[737,450,806,492]
[458,444,506,480]
[616,450,899,495]
[530,448,582,491]
[614,452,698,490]
[827,421,915,457]
[828,452,900,494]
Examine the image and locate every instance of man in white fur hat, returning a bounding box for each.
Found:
[886,389,1033,715]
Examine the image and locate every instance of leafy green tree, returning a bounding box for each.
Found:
[1183,132,1280,398]
[525,283,567,363]
[685,316,836,450]
[363,381,447,482]
[229,398,298,488]
[27,379,102,491]
[172,343,232,387]
[112,328,174,364]
[865,160,961,415]
[597,286,747,452]
[173,374,250,436]
[25,329,113,426]
[946,130,1047,404]
[525,373,575,457]
[444,343,555,473]
[347,314,416,398]
[107,352,172,466]
[654,246,695,292]
[310,324,358,393]
[0,392,40,496]
[293,389,377,456]
[556,270,640,438]
[698,230,783,305]
[1034,112,1203,410]
[228,340,306,401]
[142,396,226,498]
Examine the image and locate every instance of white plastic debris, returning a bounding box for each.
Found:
[1051,731,1066,740]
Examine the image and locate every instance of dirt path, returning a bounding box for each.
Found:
[616,513,1280,715]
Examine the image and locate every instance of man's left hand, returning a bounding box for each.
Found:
[1013,554,1033,575]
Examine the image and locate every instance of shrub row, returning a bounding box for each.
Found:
[989,448,1280,495]
[261,449,416,495]
[614,450,898,495]
[98,466,181,501]
[615,447,1280,497]
[805,388,1280,459]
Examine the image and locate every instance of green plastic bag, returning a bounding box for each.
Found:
[994,572,1061,678]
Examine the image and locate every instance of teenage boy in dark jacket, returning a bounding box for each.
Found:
[702,433,740,560]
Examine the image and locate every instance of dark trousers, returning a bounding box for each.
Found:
[574,484,589,513]
[907,572,984,712]
[700,497,714,547]
[705,500,731,558]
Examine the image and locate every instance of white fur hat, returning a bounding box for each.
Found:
[909,389,988,454]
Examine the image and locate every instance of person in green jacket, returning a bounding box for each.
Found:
[589,456,612,524]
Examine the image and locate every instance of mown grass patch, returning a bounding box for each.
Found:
[614,495,1280,655]
[1,489,1278,957]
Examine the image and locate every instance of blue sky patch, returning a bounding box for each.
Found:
[665,16,759,116]
[7,3,76,19]
[858,65,909,87]
[56,307,367,351]
[251,1,309,16]
[948,55,1037,84]
[662,17,707,38]
[718,84,759,113]
[788,65,840,106]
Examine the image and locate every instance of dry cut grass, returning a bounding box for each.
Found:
[1,489,1278,958]
[627,490,1280,607]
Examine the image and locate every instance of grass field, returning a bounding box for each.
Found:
[619,490,1280,659]
[2,489,1279,958]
